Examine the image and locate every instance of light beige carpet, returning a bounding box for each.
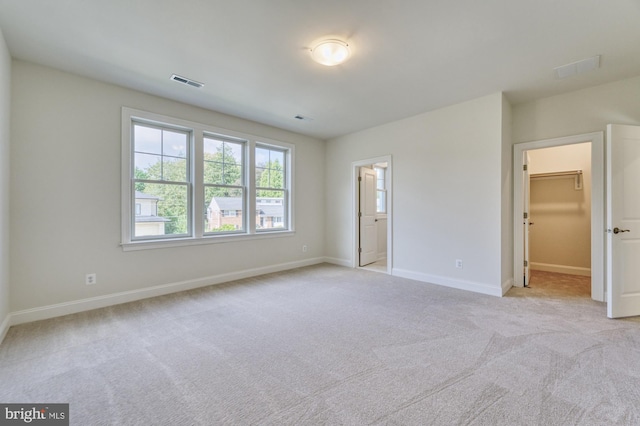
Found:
[1,264,639,425]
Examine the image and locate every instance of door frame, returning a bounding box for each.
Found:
[352,155,393,274]
[513,132,604,301]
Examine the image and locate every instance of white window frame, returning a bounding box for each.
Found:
[121,107,295,251]
[255,143,290,233]
[202,133,247,236]
[130,121,192,241]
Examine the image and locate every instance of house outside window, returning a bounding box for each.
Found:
[133,191,170,236]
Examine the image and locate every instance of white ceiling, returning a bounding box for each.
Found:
[1,0,639,140]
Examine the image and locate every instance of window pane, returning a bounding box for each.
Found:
[225,142,243,164]
[204,160,223,184]
[377,190,386,213]
[203,137,244,185]
[134,124,188,183]
[257,190,285,230]
[134,182,188,237]
[162,157,187,182]
[135,153,162,180]
[225,165,243,186]
[204,138,222,157]
[134,125,161,155]
[256,146,285,190]
[205,187,244,233]
[270,150,284,166]
[376,167,385,190]
[255,147,270,167]
[163,130,188,158]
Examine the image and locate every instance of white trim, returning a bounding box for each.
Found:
[323,257,352,267]
[352,155,393,274]
[122,230,295,251]
[513,132,604,301]
[530,262,591,277]
[0,314,10,345]
[502,278,515,296]
[8,258,325,327]
[392,268,504,297]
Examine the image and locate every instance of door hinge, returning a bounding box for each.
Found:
[358,212,362,218]
[524,212,528,219]
[358,176,362,182]
[523,164,528,171]
[524,260,528,267]
[358,248,362,253]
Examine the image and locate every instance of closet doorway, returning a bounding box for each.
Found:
[513,132,604,301]
[528,143,592,278]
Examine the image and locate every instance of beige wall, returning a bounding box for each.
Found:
[513,75,640,143]
[528,143,591,274]
[501,94,513,285]
[10,60,326,313]
[0,27,10,334]
[326,93,509,296]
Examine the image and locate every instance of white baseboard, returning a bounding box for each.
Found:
[323,257,352,267]
[392,268,504,297]
[8,257,325,327]
[531,262,591,277]
[501,278,514,296]
[0,313,10,345]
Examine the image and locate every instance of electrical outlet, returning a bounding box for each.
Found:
[85,273,97,285]
[455,259,463,269]
[302,245,308,252]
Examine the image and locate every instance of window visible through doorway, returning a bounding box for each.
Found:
[375,166,387,214]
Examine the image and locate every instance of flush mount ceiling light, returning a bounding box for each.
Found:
[310,39,351,66]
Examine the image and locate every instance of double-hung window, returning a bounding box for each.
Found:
[256,145,287,231]
[203,135,245,234]
[122,107,293,250]
[132,123,190,238]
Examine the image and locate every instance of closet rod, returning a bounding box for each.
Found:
[530,170,582,179]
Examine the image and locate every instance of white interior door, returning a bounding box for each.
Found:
[607,124,640,318]
[359,167,378,266]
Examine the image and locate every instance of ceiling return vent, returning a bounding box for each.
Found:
[554,55,600,79]
[170,74,204,88]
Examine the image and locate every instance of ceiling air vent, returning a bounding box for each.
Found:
[554,55,600,79]
[170,74,204,88]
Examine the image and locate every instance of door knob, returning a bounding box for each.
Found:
[613,227,630,234]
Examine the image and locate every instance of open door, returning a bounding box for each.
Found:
[359,167,378,266]
[607,124,640,318]
[523,153,531,286]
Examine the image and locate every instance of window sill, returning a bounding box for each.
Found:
[121,230,295,251]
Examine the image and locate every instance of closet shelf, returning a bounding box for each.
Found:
[530,170,582,179]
